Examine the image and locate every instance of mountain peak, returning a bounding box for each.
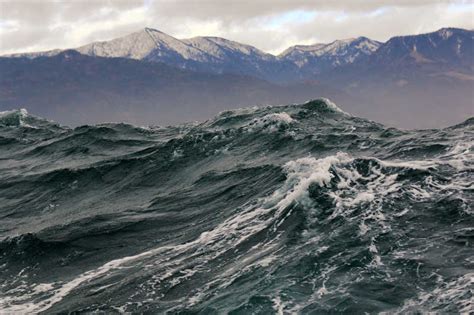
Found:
[436,27,457,39]
[142,27,171,37]
[74,27,207,62]
[434,27,472,40]
[144,26,157,32]
[183,36,270,58]
[370,27,473,67]
[280,36,381,71]
[56,49,83,59]
[436,27,466,32]
[332,37,357,44]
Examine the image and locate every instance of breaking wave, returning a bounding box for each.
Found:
[0,99,472,313]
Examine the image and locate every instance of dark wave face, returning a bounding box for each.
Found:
[0,100,472,314]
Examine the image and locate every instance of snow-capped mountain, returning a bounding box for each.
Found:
[77,28,303,82]
[76,28,214,65]
[8,27,472,83]
[180,36,301,81]
[4,28,380,82]
[280,37,382,74]
[321,27,474,90]
[5,27,472,82]
[7,28,300,82]
[182,36,274,62]
[369,27,473,69]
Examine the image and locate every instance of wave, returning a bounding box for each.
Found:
[0,99,472,313]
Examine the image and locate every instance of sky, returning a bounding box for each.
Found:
[0,0,473,55]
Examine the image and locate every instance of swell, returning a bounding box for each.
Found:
[0,99,472,313]
[2,150,472,313]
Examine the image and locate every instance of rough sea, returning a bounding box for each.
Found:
[0,99,472,313]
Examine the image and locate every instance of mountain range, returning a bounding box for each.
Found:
[1,27,473,128]
[4,28,387,83]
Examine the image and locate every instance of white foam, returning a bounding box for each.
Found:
[171,149,183,158]
[0,108,28,126]
[316,284,329,297]
[0,108,27,118]
[319,98,350,115]
[257,255,278,268]
[246,111,295,133]
[397,273,474,313]
[350,192,375,205]
[3,144,471,312]
[272,295,285,315]
[266,112,294,124]
[0,247,168,313]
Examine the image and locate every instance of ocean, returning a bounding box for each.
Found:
[0,99,472,313]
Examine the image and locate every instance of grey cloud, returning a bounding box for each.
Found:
[0,0,472,54]
[57,0,143,23]
[149,0,463,20]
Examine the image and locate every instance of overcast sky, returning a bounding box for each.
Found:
[0,0,473,55]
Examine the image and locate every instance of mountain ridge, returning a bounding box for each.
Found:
[279,36,382,74]
[4,27,472,82]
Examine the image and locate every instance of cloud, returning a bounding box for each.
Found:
[0,0,472,54]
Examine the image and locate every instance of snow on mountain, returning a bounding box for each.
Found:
[183,36,274,60]
[74,28,290,75]
[76,28,215,65]
[76,28,158,59]
[181,36,301,81]
[74,28,299,81]
[2,27,471,82]
[76,29,277,65]
[280,37,381,73]
[4,28,379,80]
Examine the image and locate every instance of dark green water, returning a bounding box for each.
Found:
[0,100,472,313]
